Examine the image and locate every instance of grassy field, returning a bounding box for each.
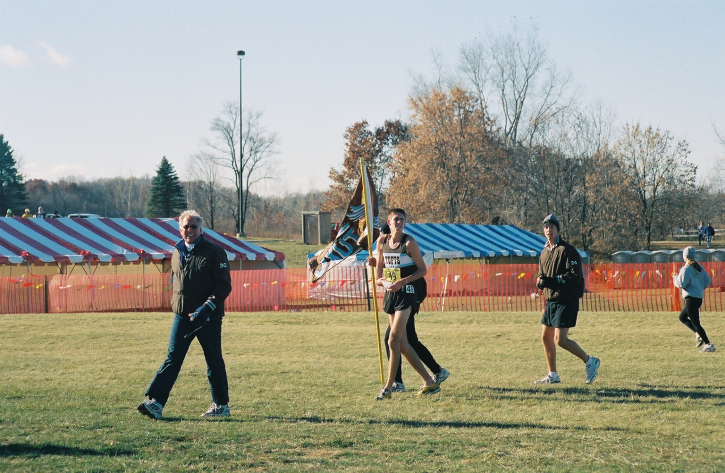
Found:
[2,310,725,472]
[246,238,326,268]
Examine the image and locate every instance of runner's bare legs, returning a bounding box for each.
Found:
[385,307,435,391]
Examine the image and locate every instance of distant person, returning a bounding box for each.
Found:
[697,221,705,246]
[138,210,233,419]
[36,206,47,218]
[706,223,715,248]
[674,246,714,353]
[369,221,450,394]
[5,209,12,218]
[371,208,440,400]
[534,214,600,385]
[51,211,61,218]
[21,208,32,218]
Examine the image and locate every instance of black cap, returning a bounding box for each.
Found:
[542,214,560,231]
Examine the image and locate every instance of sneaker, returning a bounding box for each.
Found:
[375,388,391,401]
[696,334,704,348]
[201,403,230,417]
[137,398,163,419]
[391,382,406,393]
[534,373,561,384]
[415,382,441,396]
[435,367,450,384]
[585,356,601,384]
[701,344,716,353]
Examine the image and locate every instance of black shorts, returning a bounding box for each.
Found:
[383,283,418,315]
[541,299,579,328]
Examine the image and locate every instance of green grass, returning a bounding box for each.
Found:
[245,238,326,268]
[2,310,725,472]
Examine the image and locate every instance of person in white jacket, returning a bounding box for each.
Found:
[673,246,714,353]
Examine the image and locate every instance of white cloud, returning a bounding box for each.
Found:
[39,41,72,67]
[0,45,31,68]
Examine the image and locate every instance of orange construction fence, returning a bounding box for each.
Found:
[2,262,725,314]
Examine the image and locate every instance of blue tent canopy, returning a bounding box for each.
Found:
[404,223,545,259]
[311,224,588,264]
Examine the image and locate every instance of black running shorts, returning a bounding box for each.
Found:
[383,283,417,315]
[540,299,579,328]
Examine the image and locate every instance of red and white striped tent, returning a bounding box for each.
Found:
[0,217,284,269]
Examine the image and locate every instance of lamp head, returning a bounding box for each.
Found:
[237,50,245,57]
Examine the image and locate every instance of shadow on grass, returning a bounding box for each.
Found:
[258,415,626,431]
[0,443,136,458]
[482,384,725,403]
[153,414,618,430]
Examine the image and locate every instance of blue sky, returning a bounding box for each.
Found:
[1,1,723,195]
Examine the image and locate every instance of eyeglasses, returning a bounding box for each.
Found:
[183,225,198,230]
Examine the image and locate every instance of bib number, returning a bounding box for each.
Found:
[383,267,401,282]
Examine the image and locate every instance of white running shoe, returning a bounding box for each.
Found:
[137,398,163,419]
[701,344,716,353]
[201,403,230,417]
[376,388,391,401]
[534,373,561,384]
[585,356,601,384]
[435,367,451,384]
[391,382,406,393]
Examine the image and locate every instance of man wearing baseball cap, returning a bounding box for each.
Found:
[534,214,600,385]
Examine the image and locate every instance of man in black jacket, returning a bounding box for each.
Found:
[534,214,600,385]
[138,210,233,419]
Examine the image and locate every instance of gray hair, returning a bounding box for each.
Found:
[178,210,204,228]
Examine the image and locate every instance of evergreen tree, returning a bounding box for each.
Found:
[146,156,187,218]
[0,135,28,214]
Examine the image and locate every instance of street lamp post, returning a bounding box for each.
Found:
[237,50,245,238]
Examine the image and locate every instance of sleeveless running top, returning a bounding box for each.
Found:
[382,234,416,281]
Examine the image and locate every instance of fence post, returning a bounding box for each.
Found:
[45,275,49,314]
[670,263,681,312]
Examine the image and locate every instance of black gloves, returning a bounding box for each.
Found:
[190,297,217,328]
[537,276,557,290]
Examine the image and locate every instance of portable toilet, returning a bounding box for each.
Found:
[612,251,633,263]
[651,250,676,263]
[671,250,684,263]
[631,251,652,263]
[695,249,712,262]
[710,249,725,262]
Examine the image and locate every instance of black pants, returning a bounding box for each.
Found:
[384,312,441,384]
[679,296,710,344]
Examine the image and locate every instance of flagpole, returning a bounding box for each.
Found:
[360,159,385,384]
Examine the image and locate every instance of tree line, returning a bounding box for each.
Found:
[323,24,724,257]
[0,134,321,239]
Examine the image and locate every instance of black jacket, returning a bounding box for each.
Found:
[537,237,585,301]
[170,234,232,316]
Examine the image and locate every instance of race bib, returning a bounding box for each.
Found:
[383,267,401,282]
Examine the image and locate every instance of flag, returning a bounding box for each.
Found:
[308,166,380,283]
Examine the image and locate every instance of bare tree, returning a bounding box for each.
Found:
[460,23,576,148]
[186,151,228,230]
[201,101,279,235]
[457,23,576,227]
[612,123,696,250]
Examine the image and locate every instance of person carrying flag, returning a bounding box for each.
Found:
[372,208,440,400]
[370,222,450,393]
